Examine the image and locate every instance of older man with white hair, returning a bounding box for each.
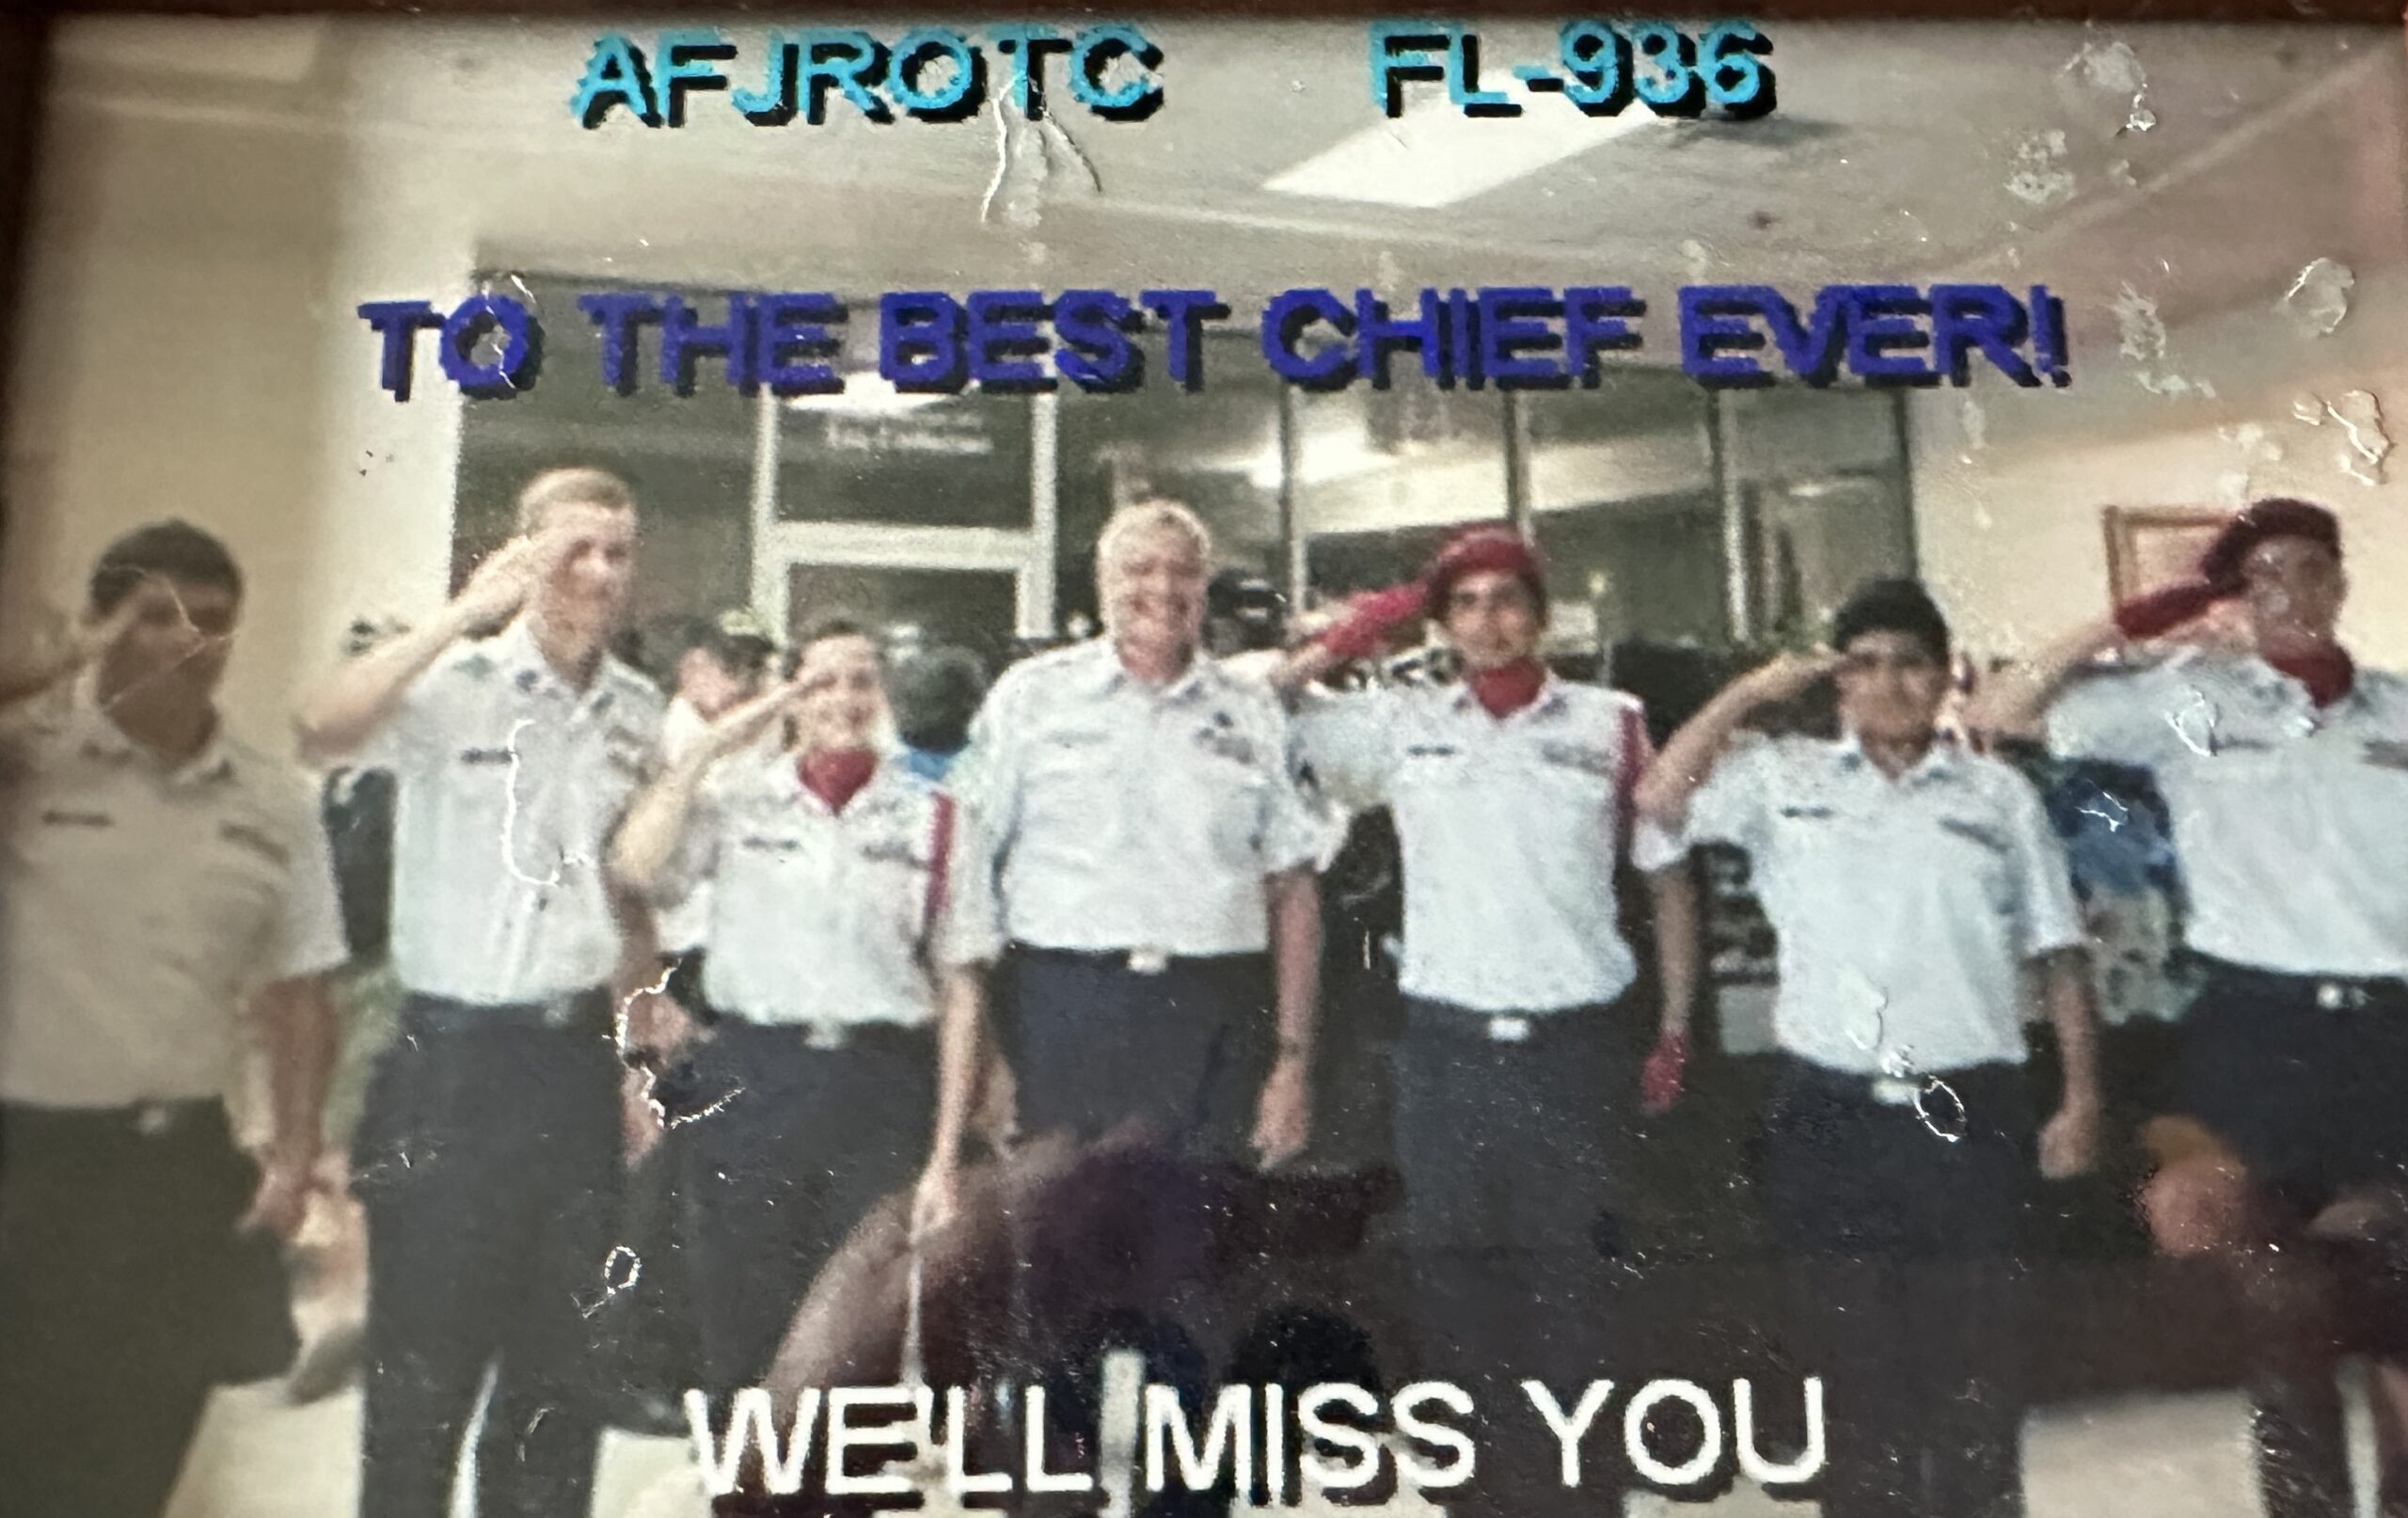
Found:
[925,501,1323,1213]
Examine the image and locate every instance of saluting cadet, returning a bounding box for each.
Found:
[295,467,668,1518]
[1273,527,1700,1375]
[936,500,1323,1181]
[1970,498,2408,1518]
[0,522,346,1518]
[1640,578,2100,1518]
[610,618,996,1391]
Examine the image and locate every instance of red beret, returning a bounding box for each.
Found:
[2198,498,2341,586]
[1422,526,1548,620]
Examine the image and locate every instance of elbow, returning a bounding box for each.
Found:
[1631,770,1684,831]
[292,700,359,767]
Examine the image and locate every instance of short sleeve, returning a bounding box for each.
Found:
[2000,772,2086,958]
[1630,816,1689,873]
[266,803,351,984]
[943,669,1023,848]
[931,796,1006,968]
[1292,688,1398,812]
[2045,662,2193,767]
[1257,711,1327,876]
[351,660,448,774]
[651,764,734,907]
[1679,733,1782,858]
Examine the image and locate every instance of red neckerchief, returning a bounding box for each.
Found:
[799,748,878,814]
[2267,645,2355,708]
[1465,657,1545,719]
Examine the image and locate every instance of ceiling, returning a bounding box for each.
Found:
[41,15,2408,348]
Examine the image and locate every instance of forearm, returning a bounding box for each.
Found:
[0,643,78,714]
[2043,950,2104,1112]
[254,976,336,1169]
[927,967,986,1171]
[1636,684,1760,828]
[1268,869,1323,1063]
[608,752,712,898]
[294,603,476,761]
[1647,864,1701,1037]
[1270,640,1348,700]
[1966,617,2122,739]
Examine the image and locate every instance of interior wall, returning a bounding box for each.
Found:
[1910,266,2408,664]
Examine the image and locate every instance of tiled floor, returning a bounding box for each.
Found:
[162,1377,2383,1518]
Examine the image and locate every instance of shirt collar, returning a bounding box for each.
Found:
[496,617,625,718]
[1832,729,1960,785]
[68,678,237,786]
[1088,637,1214,704]
[2231,650,2373,717]
[1444,670,1571,721]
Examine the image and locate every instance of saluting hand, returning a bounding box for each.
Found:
[1736,647,1846,708]
[452,525,576,627]
[705,676,808,760]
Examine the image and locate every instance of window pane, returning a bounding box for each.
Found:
[784,564,1019,667]
[777,388,1033,530]
[1298,386,1509,596]
[1055,335,1282,625]
[1521,369,1723,650]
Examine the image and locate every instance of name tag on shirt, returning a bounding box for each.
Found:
[1537,741,1615,778]
[857,837,925,869]
[456,747,513,767]
[1777,804,1835,821]
[739,833,802,855]
[1402,744,1461,760]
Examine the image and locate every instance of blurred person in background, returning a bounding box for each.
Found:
[890,642,990,783]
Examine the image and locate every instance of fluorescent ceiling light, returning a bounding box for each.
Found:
[784,374,951,419]
[1265,81,1658,209]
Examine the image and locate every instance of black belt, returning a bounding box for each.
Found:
[712,1013,932,1052]
[400,987,615,1036]
[1403,997,1601,1046]
[1779,1054,2022,1110]
[1011,942,1264,977]
[2189,953,2408,1012]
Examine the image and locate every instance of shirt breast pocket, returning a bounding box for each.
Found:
[1192,751,1274,866]
[1930,814,2018,916]
[190,846,284,972]
[1023,735,1114,824]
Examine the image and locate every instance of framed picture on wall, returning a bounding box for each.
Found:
[2102,505,2230,603]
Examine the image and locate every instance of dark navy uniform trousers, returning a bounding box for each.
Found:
[1763,1056,2035,1518]
[0,1099,291,1518]
[675,1017,936,1390]
[351,990,622,1518]
[2180,956,2408,1518]
[1002,946,1273,1161]
[1387,998,1628,1518]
